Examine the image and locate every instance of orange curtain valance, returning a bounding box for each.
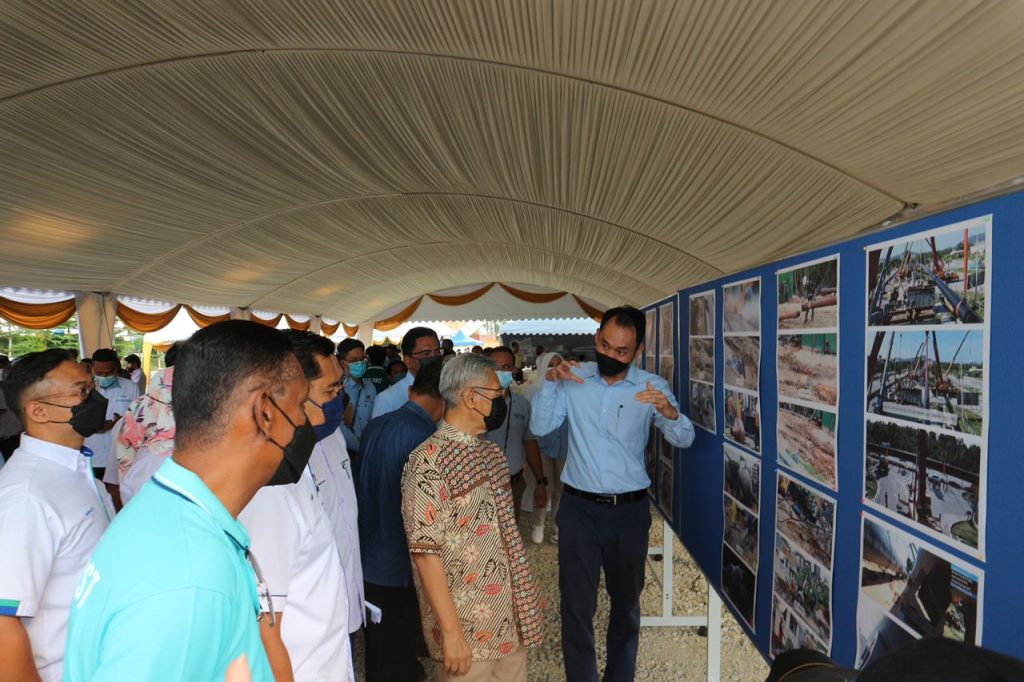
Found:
[116,302,183,332]
[499,283,567,304]
[285,315,311,331]
[374,297,423,332]
[339,323,357,337]
[0,295,76,329]
[186,306,231,328]
[250,313,284,328]
[573,295,605,323]
[426,282,495,306]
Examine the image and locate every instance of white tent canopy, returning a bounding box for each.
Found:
[500,318,599,337]
[2,2,1024,328]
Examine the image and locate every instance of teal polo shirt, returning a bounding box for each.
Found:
[64,458,273,682]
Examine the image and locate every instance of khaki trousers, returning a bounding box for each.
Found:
[435,647,527,682]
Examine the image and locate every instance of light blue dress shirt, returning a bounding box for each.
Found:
[371,371,414,419]
[531,362,695,494]
[339,376,377,451]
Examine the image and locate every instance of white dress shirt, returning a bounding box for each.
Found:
[307,429,365,631]
[84,377,138,469]
[239,469,354,681]
[0,434,114,680]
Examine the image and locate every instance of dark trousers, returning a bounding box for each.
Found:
[363,579,428,682]
[558,491,651,682]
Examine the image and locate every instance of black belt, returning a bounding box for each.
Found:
[510,470,524,484]
[564,484,646,505]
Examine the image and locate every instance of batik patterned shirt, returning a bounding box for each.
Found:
[402,421,544,662]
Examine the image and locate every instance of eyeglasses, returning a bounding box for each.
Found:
[469,386,503,396]
[33,383,95,404]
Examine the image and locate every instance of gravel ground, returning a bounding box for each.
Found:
[355,505,768,681]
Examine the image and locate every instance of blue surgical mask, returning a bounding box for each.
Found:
[96,375,118,389]
[497,371,514,389]
[348,360,368,379]
[313,393,346,442]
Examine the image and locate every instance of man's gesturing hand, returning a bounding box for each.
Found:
[635,382,678,420]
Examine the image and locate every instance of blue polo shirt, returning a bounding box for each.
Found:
[357,401,437,587]
[64,457,273,682]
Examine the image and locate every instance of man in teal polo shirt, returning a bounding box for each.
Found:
[65,320,313,681]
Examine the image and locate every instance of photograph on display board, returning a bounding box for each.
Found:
[865,329,984,437]
[778,256,839,331]
[724,336,760,391]
[722,544,756,630]
[859,514,982,647]
[725,387,761,454]
[778,333,838,407]
[689,380,716,433]
[772,594,829,659]
[866,216,989,328]
[723,278,761,334]
[724,493,758,570]
[776,472,836,571]
[645,308,657,369]
[645,425,658,495]
[658,301,675,389]
[689,338,715,383]
[659,458,673,517]
[856,597,920,669]
[778,401,837,490]
[689,290,715,337]
[774,532,832,645]
[724,443,760,515]
[864,417,982,552]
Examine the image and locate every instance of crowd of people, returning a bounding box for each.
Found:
[0,305,694,682]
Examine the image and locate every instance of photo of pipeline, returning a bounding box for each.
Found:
[778,258,838,330]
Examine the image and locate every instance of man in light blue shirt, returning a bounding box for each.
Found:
[371,327,441,419]
[531,306,694,682]
[337,338,377,453]
[65,320,314,682]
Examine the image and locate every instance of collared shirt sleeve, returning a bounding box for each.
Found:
[238,489,300,610]
[529,379,566,437]
[401,448,448,556]
[520,397,537,442]
[0,493,59,616]
[648,375,696,449]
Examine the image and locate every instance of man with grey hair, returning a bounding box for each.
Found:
[401,354,544,682]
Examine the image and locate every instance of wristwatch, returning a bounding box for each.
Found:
[536,477,549,486]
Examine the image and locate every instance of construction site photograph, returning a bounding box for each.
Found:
[778,402,837,489]
[773,594,829,658]
[860,515,981,644]
[659,355,674,389]
[774,532,832,644]
[724,443,760,514]
[778,257,838,331]
[724,278,761,334]
[722,544,756,629]
[659,301,675,355]
[689,380,716,433]
[856,598,919,670]
[776,472,835,571]
[645,308,657,370]
[689,337,714,383]
[689,290,715,336]
[864,418,981,551]
[724,493,759,570]
[866,329,984,436]
[725,387,761,453]
[778,333,838,407]
[724,336,760,391]
[867,220,988,328]
[659,459,673,517]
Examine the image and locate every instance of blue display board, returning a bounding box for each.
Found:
[644,189,1024,667]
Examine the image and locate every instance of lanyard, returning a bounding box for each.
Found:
[502,393,513,451]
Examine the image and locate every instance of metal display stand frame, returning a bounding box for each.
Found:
[641,517,723,681]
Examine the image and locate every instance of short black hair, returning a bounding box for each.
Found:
[401,326,439,356]
[282,329,335,380]
[124,354,142,367]
[3,349,75,415]
[164,343,179,368]
[173,321,296,451]
[441,338,454,349]
[600,306,646,346]
[366,345,387,366]
[336,338,365,360]
[489,346,515,362]
[386,360,406,375]
[92,348,119,364]
[482,348,494,357]
[411,359,443,399]
[471,345,483,353]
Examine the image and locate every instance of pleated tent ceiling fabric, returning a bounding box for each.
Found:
[1,1,1023,323]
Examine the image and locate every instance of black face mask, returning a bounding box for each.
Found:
[473,392,508,432]
[41,389,109,437]
[265,399,318,487]
[595,350,632,378]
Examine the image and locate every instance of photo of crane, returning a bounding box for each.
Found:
[864,418,981,551]
[690,290,715,336]
[859,515,981,645]
[725,336,760,391]
[866,330,984,436]
[778,333,838,407]
[867,218,988,328]
[778,256,838,331]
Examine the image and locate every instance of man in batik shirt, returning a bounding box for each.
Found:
[402,354,544,682]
